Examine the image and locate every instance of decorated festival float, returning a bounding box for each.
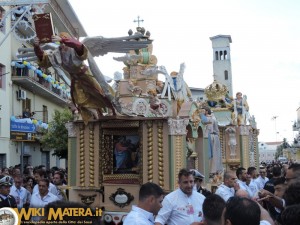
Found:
[61,28,260,223]
[1,2,259,224]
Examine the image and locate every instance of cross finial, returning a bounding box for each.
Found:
[133,16,144,27]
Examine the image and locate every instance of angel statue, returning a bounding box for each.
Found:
[145,63,191,113]
[33,32,151,124]
[170,63,192,113]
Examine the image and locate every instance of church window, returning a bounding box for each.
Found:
[224,50,228,59]
[220,51,223,60]
[215,51,219,60]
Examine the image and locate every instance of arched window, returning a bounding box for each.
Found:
[224,50,227,60]
[220,51,223,60]
[215,51,219,60]
[224,70,228,80]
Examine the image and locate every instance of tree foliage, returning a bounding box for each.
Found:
[275,138,290,159]
[41,108,73,159]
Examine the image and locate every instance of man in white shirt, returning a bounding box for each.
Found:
[215,171,239,202]
[123,182,164,225]
[236,167,254,198]
[247,167,259,195]
[33,169,57,196]
[155,168,205,225]
[53,171,67,201]
[255,167,269,190]
[30,178,59,221]
[9,175,31,210]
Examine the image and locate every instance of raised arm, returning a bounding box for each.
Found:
[33,37,44,61]
[52,35,84,56]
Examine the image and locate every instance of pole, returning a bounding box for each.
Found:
[272,116,278,141]
[20,141,24,174]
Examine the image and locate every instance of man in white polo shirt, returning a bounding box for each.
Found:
[123,182,164,225]
[30,178,59,221]
[155,168,205,225]
[236,167,254,198]
[215,171,239,201]
[255,167,269,190]
[33,169,57,196]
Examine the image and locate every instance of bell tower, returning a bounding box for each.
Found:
[209,35,233,97]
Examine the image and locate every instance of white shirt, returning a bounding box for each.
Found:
[249,179,259,197]
[260,220,272,225]
[215,184,235,202]
[33,182,58,196]
[237,179,254,198]
[10,185,31,209]
[55,184,67,200]
[155,189,205,225]
[123,205,154,225]
[30,192,59,221]
[255,176,269,190]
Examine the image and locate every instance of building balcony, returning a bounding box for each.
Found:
[11,67,69,106]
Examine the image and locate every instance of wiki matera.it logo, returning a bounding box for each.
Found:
[0,208,18,225]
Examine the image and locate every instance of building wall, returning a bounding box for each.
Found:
[0,4,72,169]
[0,5,13,167]
[258,142,281,163]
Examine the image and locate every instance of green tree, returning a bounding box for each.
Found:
[275,138,290,159]
[41,108,73,159]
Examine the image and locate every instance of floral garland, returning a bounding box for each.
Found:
[11,61,70,97]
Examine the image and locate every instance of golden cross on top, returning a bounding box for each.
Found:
[133,16,144,27]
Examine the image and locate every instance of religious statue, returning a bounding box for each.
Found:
[32,32,151,124]
[170,63,192,113]
[200,106,223,175]
[147,89,164,117]
[232,92,249,126]
[225,126,237,158]
[127,79,143,96]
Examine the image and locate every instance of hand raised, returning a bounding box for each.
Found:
[51,35,62,43]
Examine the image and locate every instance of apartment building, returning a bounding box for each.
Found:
[0,0,86,169]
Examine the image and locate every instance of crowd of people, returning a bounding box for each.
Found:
[1,162,300,224]
[0,164,68,220]
[124,164,300,225]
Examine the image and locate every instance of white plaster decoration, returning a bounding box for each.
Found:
[65,122,77,138]
[168,117,189,135]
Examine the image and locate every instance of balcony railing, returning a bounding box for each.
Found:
[11,67,70,106]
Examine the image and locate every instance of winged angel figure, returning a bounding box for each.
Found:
[32,32,151,124]
[143,63,191,112]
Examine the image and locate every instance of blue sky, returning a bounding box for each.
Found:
[69,0,300,143]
